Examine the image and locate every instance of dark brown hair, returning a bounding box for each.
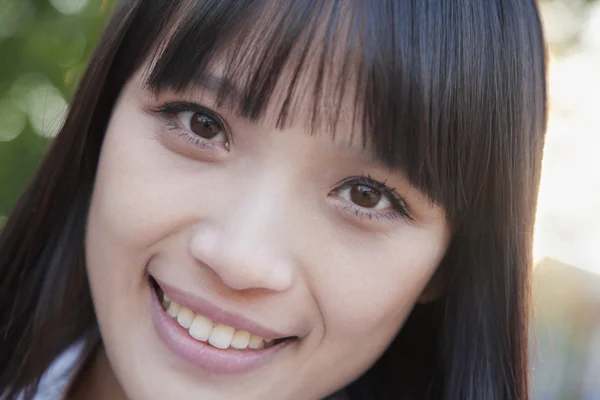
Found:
[0,1,547,398]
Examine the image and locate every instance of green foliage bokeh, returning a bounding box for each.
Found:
[0,0,116,217]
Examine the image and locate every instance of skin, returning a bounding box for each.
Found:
[82,58,451,399]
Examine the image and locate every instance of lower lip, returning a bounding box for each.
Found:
[149,283,290,374]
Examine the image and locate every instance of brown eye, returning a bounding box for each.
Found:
[331,176,412,220]
[335,181,392,211]
[189,113,222,139]
[350,184,382,208]
[177,111,228,144]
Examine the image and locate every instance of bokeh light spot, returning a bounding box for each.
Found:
[27,83,68,139]
[49,0,91,15]
[0,96,27,142]
[10,73,52,112]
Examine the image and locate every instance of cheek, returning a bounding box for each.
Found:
[294,225,449,391]
[312,228,448,342]
[85,100,211,308]
[86,101,210,260]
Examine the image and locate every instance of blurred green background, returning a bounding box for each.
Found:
[0,0,116,220]
[1,0,600,398]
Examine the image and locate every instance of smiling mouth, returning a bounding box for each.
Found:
[150,278,293,351]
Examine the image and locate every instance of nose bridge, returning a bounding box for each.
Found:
[230,170,289,243]
[189,169,296,292]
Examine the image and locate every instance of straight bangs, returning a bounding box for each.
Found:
[140,0,545,229]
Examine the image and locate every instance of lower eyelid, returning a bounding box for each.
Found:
[350,205,400,221]
[331,197,401,223]
[159,118,224,151]
[352,207,397,220]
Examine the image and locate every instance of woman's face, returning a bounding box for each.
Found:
[85,58,451,399]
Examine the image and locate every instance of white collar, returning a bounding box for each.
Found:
[30,339,87,400]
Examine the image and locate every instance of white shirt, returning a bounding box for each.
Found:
[24,340,86,400]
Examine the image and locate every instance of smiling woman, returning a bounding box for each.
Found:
[0,1,547,399]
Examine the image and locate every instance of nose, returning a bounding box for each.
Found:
[187,175,296,292]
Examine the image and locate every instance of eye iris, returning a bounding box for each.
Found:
[190,113,221,139]
[350,184,381,208]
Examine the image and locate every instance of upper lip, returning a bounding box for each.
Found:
[153,277,294,341]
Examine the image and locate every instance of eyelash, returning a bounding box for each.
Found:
[331,176,412,222]
[151,102,229,151]
[151,102,410,223]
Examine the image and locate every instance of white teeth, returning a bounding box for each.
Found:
[177,307,195,329]
[162,297,276,350]
[231,330,251,350]
[189,314,213,342]
[248,335,264,349]
[208,324,235,349]
[166,302,181,318]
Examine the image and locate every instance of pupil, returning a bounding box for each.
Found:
[350,185,381,208]
[190,113,220,139]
